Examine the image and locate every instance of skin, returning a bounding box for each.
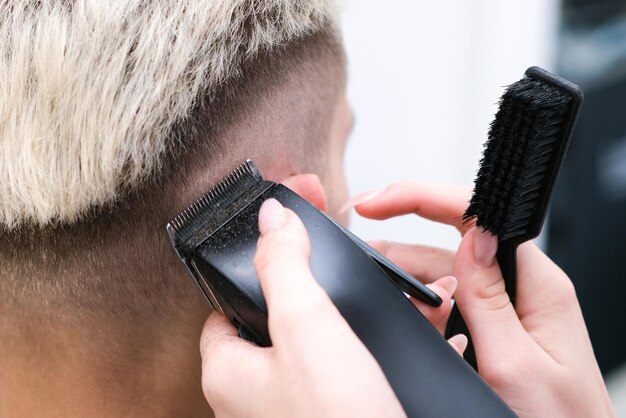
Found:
[200,199,407,418]
[0,59,351,418]
[202,181,616,417]
[354,182,615,417]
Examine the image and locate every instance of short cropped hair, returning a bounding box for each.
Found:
[0,1,345,314]
[0,0,339,229]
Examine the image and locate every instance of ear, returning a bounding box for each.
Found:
[281,174,328,212]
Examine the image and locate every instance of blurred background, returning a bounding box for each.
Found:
[342,0,626,413]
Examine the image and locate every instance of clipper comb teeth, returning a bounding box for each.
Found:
[167,160,265,248]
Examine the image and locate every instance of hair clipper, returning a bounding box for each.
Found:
[166,160,515,417]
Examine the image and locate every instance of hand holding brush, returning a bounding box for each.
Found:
[446,67,584,368]
[347,183,616,417]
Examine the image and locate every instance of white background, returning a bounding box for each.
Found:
[342,1,559,250]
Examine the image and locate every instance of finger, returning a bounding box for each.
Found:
[343,182,473,234]
[447,334,468,356]
[200,313,269,411]
[512,242,589,361]
[254,199,338,338]
[452,228,536,368]
[409,276,457,334]
[200,311,241,356]
[369,240,456,283]
[515,242,582,322]
[281,174,328,212]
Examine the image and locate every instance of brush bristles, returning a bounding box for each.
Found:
[464,76,571,239]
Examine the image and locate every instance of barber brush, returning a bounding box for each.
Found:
[445,66,583,369]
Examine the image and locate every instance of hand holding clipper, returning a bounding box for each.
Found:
[199,198,407,418]
[167,161,515,417]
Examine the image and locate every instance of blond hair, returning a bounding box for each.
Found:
[0,0,339,229]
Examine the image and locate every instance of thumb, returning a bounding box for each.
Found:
[254,198,342,343]
[453,228,531,367]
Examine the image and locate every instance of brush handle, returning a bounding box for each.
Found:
[497,241,518,304]
[444,240,518,370]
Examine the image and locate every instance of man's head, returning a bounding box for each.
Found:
[0,1,351,319]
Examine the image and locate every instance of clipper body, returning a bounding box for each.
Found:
[167,161,515,418]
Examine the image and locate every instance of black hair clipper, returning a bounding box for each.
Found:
[166,160,515,417]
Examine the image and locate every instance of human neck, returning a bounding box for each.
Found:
[0,298,214,418]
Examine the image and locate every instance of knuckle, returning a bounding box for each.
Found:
[553,274,578,307]
[386,182,404,193]
[425,245,441,256]
[253,244,282,273]
[424,245,454,260]
[480,358,525,388]
[375,240,390,257]
[471,276,511,312]
[542,268,578,312]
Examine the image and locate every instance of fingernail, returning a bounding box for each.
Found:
[435,276,458,297]
[448,334,468,354]
[339,190,382,213]
[473,228,498,267]
[258,198,286,234]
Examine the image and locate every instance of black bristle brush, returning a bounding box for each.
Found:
[445,67,583,370]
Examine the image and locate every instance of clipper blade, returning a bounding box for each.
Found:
[166,159,269,250]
